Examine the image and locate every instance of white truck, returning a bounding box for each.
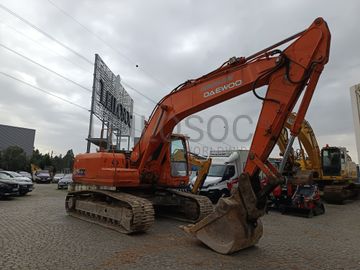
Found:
[190,149,249,203]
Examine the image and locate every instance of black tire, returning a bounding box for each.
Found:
[307,209,314,218]
[209,192,221,204]
[214,189,231,203]
[314,203,325,215]
[320,203,325,214]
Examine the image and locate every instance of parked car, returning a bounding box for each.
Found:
[0,173,21,197]
[17,171,32,179]
[0,171,34,195]
[34,170,52,183]
[57,174,73,189]
[52,173,65,183]
[0,181,19,198]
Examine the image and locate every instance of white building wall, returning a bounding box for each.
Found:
[350,84,360,164]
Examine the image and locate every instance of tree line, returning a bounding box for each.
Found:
[0,145,74,173]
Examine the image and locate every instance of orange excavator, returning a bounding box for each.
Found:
[66,18,331,254]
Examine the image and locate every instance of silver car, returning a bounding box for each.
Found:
[17,171,32,179]
[0,172,21,196]
[53,173,65,183]
[57,174,73,189]
[0,171,34,195]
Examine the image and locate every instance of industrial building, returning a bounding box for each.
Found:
[0,124,35,157]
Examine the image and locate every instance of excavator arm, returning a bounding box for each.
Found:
[132,17,330,196]
[188,153,212,194]
[171,149,212,194]
[278,112,322,177]
[180,18,330,254]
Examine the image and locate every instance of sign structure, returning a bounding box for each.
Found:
[87,54,134,152]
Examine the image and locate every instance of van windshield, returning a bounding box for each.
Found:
[208,165,226,177]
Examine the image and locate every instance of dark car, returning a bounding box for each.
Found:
[0,171,34,195]
[57,174,73,189]
[34,170,52,183]
[0,182,19,198]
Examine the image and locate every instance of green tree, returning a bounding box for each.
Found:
[63,149,74,171]
[11,148,76,173]
[0,146,28,171]
[30,148,43,167]
[52,154,64,173]
[41,153,52,169]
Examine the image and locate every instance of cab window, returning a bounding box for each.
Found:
[170,138,188,177]
[322,148,341,176]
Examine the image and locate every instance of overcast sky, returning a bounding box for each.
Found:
[0,0,359,162]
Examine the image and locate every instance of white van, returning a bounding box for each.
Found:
[190,150,249,203]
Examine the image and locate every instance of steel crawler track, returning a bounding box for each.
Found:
[153,189,214,223]
[65,190,155,234]
[323,185,359,204]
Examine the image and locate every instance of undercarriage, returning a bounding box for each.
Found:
[322,184,360,204]
[66,183,213,234]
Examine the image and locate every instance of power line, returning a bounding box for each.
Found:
[46,0,170,89]
[0,3,92,65]
[0,3,162,106]
[0,3,232,147]
[122,81,158,104]
[1,35,230,147]
[0,70,145,135]
[0,20,90,73]
[0,72,221,146]
[0,42,149,118]
[0,42,91,93]
[0,71,89,111]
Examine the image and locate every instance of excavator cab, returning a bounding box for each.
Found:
[170,136,189,177]
[321,147,342,177]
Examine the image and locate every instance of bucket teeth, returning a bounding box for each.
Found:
[181,174,264,254]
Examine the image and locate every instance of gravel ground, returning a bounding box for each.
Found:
[0,184,359,270]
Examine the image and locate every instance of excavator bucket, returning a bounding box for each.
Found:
[181,174,264,254]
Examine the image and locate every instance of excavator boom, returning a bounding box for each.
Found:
[182,18,330,254]
[276,112,321,184]
[131,18,330,190]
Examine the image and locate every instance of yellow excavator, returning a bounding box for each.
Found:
[189,153,212,195]
[172,148,212,194]
[278,113,359,203]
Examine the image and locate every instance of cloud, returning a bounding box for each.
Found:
[0,0,359,163]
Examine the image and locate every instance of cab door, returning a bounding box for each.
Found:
[159,136,189,187]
